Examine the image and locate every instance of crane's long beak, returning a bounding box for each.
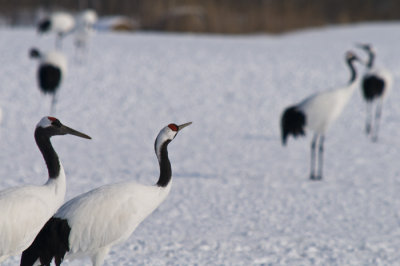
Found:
[178,122,192,131]
[62,125,92,139]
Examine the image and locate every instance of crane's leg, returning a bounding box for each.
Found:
[74,36,89,64]
[91,246,110,266]
[365,102,372,136]
[372,99,383,142]
[310,134,318,180]
[50,93,57,115]
[56,34,63,49]
[316,135,325,180]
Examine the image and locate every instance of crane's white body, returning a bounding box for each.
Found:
[298,81,358,134]
[76,10,98,29]
[0,165,66,262]
[48,12,75,35]
[57,181,171,264]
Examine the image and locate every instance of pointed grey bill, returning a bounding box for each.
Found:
[178,122,192,131]
[62,125,92,139]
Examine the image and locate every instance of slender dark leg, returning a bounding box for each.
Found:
[372,100,383,142]
[50,93,57,115]
[317,135,325,180]
[365,102,372,135]
[310,134,318,180]
[56,34,63,49]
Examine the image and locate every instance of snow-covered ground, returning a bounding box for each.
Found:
[1,22,400,265]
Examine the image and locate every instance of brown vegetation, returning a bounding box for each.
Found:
[1,0,400,33]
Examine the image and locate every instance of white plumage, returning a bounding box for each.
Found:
[35,50,68,76]
[21,122,191,266]
[0,117,90,263]
[77,9,98,29]
[297,81,357,134]
[357,43,393,142]
[58,182,171,264]
[281,51,362,180]
[0,173,66,263]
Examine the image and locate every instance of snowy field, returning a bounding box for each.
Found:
[1,22,400,265]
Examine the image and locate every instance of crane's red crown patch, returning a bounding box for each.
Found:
[168,124,178,131]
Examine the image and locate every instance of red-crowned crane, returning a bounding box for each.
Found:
[37,12,75,49]
[0,117,90,263]
[356,43,393,142]
[29,48,67,114]
[21,122,191,266]
[281,51,362,180]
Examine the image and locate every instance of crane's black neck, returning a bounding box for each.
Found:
[156,140,172,187]
[34,128,61,179]
[347,58,357,84]
[366,50,375,69]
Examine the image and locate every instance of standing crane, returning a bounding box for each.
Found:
[281,51,362,180]
[29,48,67,114]
[0,117,90,263]
[37,12,75,49]
[356,43,393,142]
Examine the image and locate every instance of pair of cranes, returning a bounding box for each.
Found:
[38,10,98,50]
[0,11,194,266]
[281,44,392,180]
[0,117,191,266]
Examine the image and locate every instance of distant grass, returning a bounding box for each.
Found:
[2,0,400,33]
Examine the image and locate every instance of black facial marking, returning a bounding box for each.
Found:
[51,119,62,128]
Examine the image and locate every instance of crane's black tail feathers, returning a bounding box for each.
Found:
[362,76,385,101]
[281,106,306,145]
[38,64,62,94]
[20,217,71,266]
